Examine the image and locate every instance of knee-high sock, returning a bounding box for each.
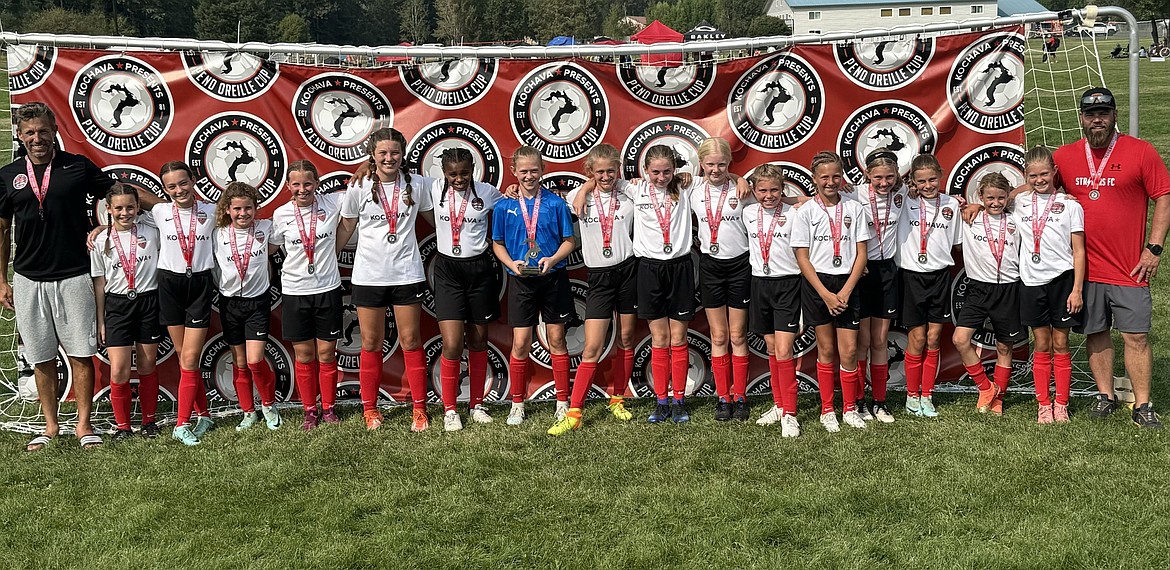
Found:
[711,353,731,400]
[904,352,924,397]
[1053,352,1072,406]
[670,345,689,400]
[768,356,783,408]
[110,381,132,431]
[192,367,210,417]
[468,350,488,408]
[552,353,571,403]
[1033,351,1053,405]
[857,358,868,398]
[732,354,749,400]
[966,363,992,392]
[440,356,461,412]
[651,347,670,400]
[176,367,200,426]
[817,361,836,414]
[840,367,860,412]
[870,364,889,402]
[137,371,159,425]
[248,360,276,407]
[233,365,254,413]
[318,361,338,410]
[403,348,428,411]
[921,348,941,397]
[359,349,382,412]
[571,362,597,409]
[993,364,1012,398]
[778,358,798,416]
[294,361,319,411]
[612,347,633,399]
[508,356,529,403]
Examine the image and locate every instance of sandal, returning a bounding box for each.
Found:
[25,434,54,452]
[79,434,104,449]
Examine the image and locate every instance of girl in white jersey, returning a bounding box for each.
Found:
[213,183,281,432]
[791,151,873,433]
[953,173,1026,417]
[336,128,436,432]
[429,148,503,431]
[90,184,163,441]
[270,160,344,430]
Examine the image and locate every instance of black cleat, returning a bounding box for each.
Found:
[140,422,161,439]
[112,429,135,442]
[732,398,751,421]
[1132,403,1164,429]
[1089,394,1119,419]
[714,399,732,421]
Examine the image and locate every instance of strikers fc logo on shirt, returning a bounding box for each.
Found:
[617,60,716,109]
[948,32,1027,134]
[834,36,934,91]
[948,143,1026,204]
[400,58,497,110]
[7,45,56,94]
[293,73,392,164]
[69,55,173,156]
[182,50,279,102]
[621,118,709,181]
[407,119,502,187]
[838,101,936,184]
[186,112,287,207]
[727,53,823,152]
[511,63,609,163]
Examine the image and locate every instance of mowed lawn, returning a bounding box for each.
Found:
[1,40,1168,569]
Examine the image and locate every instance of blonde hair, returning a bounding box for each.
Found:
[748,164,786,188]
[910,154,943,178]
[288,159,320,180]
[215,182,261,228]
[1023,145,1055,169]
[696,137,732,167]
[865,147,900,173]
[810,151,844,174]
[512,146,544,169]
[978,172,1012,195]
[583,144,620,176]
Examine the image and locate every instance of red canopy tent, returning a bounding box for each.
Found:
[631,20,683,66]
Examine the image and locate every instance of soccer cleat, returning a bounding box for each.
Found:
[991,397,1004,417]
[1037,404,1054,425]
[780,415,801,438]
[607,399,633,421]
[555,401,570,421]
[321,408,341,425]
[905,395,921,416]
[547,413,582,436]
[301,408,320,431]
[411,409,430,432]
[1132,403,1164,429]
[171,425,200,446]
[112,429,135,442]
[714,399,732,421]
[842,410,868,429]
[819,412,841,433]
[871,402,895,424]
[140,422,161,439]
[756,405,783,426]
[236,411,260,432]
[506,403,526,426]
[1053,403,1070,423]
[1089,394,1119,419]
[470,404,493,424]
[976,385,999,413]
[918,396,938,418]
[261,405,283,430]
[363,409,384,431]
[732,398,751,421]
[856,400,874,422]
[648,400,671,424]
[671,399,690,423]
[192,416,215,438]
[443,410,463,432]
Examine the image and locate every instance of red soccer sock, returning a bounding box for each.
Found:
[732,354,749,400]
[248,360,276,407]
[670,345,689,400]
[509,356,529,403]
[904,352,924,397]
[993,365,1012,398]
[403,348,428,411]
[612,347,633,399]
[964,363,991,392]
[857,358,868,399]
[816,361,836,414]
[870,363,889,402]
[137,371,159,425]
[440,356,461,412]
[359,349,383,412]
[711,353,731,400]
[571,361,598,409]
[651,347,670,400]
[1032,351,1053,406]
[233,365,254,413]
[176,367,199,427]
[768,355,783,407]
[319,360,338,411]
[841,367,861,411]
[778,358,798,415]
[294,360,319,412]
[192,368,210,418]
[468,350,488,408]
[552,353,571,403]
[1053,352,1073,406]
[110,381,132,430]
[922,348,941,397]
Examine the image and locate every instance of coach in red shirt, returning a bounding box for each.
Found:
[1053,87,1169,429]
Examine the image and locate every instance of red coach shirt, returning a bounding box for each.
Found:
[1054,134,1170,287]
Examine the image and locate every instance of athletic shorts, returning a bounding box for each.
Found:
[860,258,900,319]
[351,281,426,308]
[1077,281,1152,335]
[282,288,343,342]
[1020,269,1083,329]
[220,295,271,346]
[13,272,97,364]
[157,269,214,328]
[901,269,952,328]
[103,291,166,347]
[750,275,801,334]
[955,280,1026,344]
[584,256,638,320]
[637,256,695,321]
[698,252,751,309]
[433,252,501,324]
[507,270,575,327]
[801,273,861,330]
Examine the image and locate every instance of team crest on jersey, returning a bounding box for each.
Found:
[200,332,293,403]
[620,117,708,181]
[834,36,933,91]
[948,143,1025,204]
[69,55,173,156]
[407,119,502,187]
[745,161,817,197]
[844,215,853,228]
[90,165,165,227]
[947,32,1027,134]
[181,51,278,101]
[335,280,399,371]
[293,73,392,164]
[727,196,739,209]
[419,234,505,318]
[422,336,510,403]
[630,331,714,398]
[186,112,286,207]
[1051,202,1065,214]
[510,63,609,162]
[7,45,57,93]
[617,60,716,108]
[400,58,497,110]
[942,207,954,221]
[11,175,27,190]
[894,193,904,208]
[727,52,823,152]
[531,280,593,371]
[837,100,936,183]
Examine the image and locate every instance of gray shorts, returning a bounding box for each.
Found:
[14,272,98,364]
[1078,281,1152,335]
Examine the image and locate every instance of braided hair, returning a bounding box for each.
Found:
[366,128,413,206]
[437,147,478,207]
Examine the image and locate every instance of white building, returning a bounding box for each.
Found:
[766,0,1046,35]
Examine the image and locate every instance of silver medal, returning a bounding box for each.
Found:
[663,243,673,254]
[918,253,928,264]
[126,289,138,300]
[307,263,316,275]
[452,245,462,256]
[1089,190,1100,200]
[387,233,398,244]
[832,256,842,268]
[185,268,193,278]
[602,247,613,258]
[763,265,770,275]
[1032,253,1041,264]
[710,244,719,255]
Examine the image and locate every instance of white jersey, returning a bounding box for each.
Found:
[142,201,217,274]
[566,182,636,268]
[90,223,161,295]
[790,197,872,275]
[270,193,344,296]
[895,193,963,272]
[429,180,501,258]
[629,180,692,261]
[963,212,1020,284]
[742,203,801,277]
[688,178,749,259]
[854,184,907,261]
[341,174,435,286]
[213,220,274,299]
[1010,191,1085,286]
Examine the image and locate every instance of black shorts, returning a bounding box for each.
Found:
[507,270,576,327]
[901,269,952,328]
[860,258,900,319]
[637,256,696,321]
[801,273,861,330]
[157,269,214,328]
[282,288,343,342]
[698,253,751,309]
[221,295,271,346]
[584,256,638,320]
[750,275,801,334]
[433,253,501,324]
[955,280,1026,344]
[351,281,427,308]
[103,291,166,347]
[1020,270,1082,329]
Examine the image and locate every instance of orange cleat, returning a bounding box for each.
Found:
[976,384,999,413]
[363,409,383,431]
[410,409,430,432]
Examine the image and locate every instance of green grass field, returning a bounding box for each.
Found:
[0,40,1168,569]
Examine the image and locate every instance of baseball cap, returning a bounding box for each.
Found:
[1080,87,1116,112]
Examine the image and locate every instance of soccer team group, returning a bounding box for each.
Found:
[2,87,1167,451]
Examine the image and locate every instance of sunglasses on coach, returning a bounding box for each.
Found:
[1082,93,1113,106]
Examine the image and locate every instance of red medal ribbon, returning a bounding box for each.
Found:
[982,212,1008,281]
[23,157,51,218]
[815,196,845,261]
[376,180,402,240]
[448,189,473,251]
[918,195,942,261]
[293,200,318,269]
[704,180,730,249]
[592,187,619,252]
[173,203,198,273]
[110,225,139,292]
[1030,191,1058,258]
[229,225,257,293]
[647,184,672,250]
[868,186,893,259]
[757,207,783,271]
[1084,132,1119,194]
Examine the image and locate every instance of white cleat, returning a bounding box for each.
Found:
[842,410,868,429]
[469,404,493,424]
[820,412,841,433]
[506,402,526,426]
[756,405,783,426]
[555,401,570,421]
[780,415,801,438]
[443,410,463,432]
